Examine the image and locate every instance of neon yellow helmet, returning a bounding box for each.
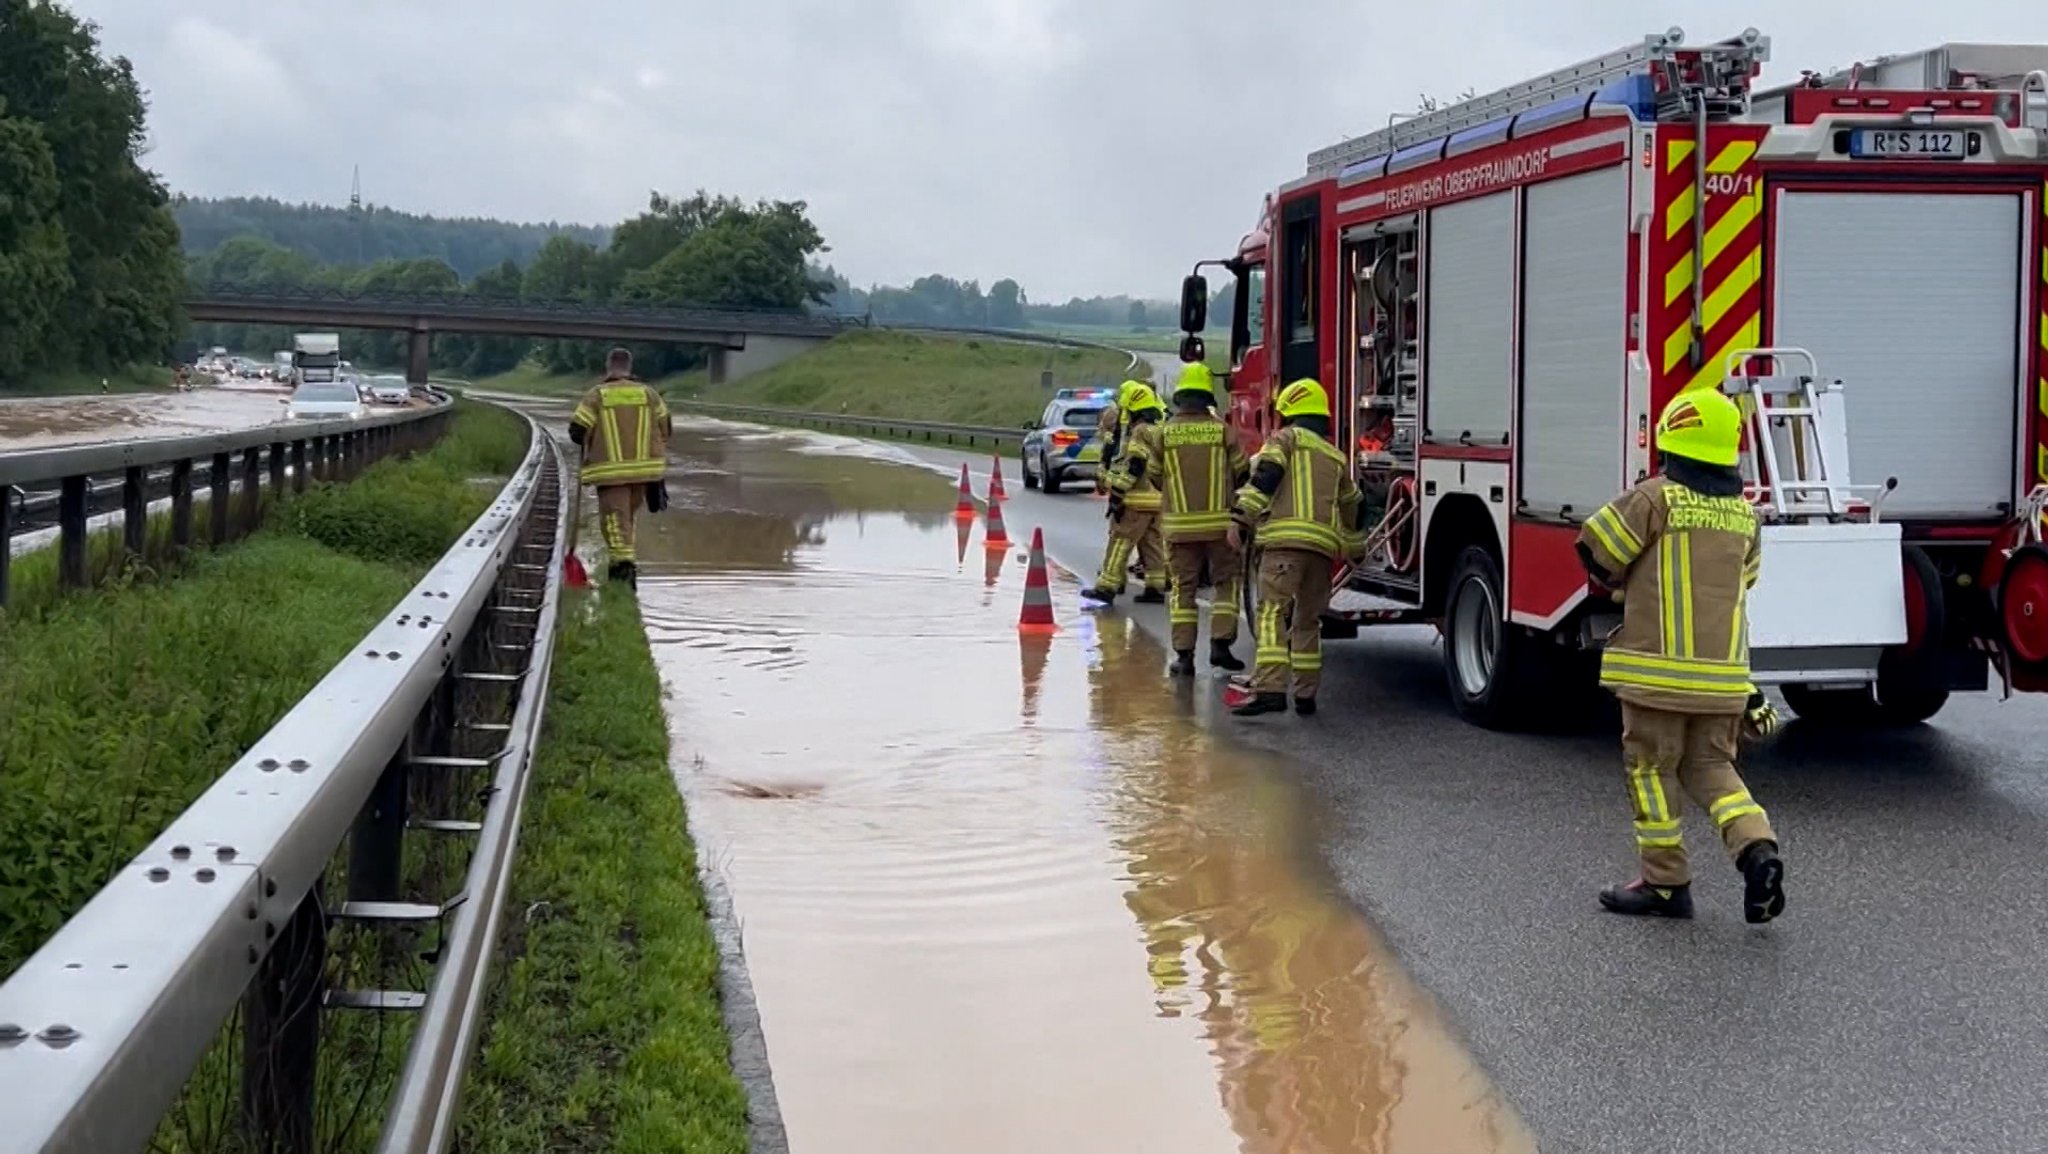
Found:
[1123,383,1164,414]
[1274,378,1330,420]
[1174,362,1215,400]
[1654,387,1742,467]
[1116,379,1149,410]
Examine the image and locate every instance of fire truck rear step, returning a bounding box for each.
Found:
[1327,588,1424,623]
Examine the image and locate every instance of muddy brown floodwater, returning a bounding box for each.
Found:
[0,388,291,451]
[636,420,1536,1154]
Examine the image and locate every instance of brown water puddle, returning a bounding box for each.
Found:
[0,390,291,451]
[637,421,1534,1154]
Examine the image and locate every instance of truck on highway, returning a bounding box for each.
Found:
[1177,28,2048,730]
[291,333,343,387]
[272,350,294,382]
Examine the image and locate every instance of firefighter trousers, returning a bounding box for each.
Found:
[596,483,640,564]
[1167,538,1240,651]
[1620,703,1777,886]
[1251,546,1332,698]
[1095,508,1167,595]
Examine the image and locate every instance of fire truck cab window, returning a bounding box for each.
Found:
[1244,266,1267,348]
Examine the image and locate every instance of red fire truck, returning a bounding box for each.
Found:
[1179,29,2048,730]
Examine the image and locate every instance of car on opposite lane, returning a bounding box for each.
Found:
[1021,389,1114,495]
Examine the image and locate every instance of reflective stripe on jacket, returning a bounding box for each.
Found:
[1233,426,1362,558]
[1147,412,1248,541]
[1578,476,1761,714]
[1108,418,1165,510]
[570,379,671,486]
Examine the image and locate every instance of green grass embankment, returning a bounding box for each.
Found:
[471,363,705,399]
[460,589,747,1154]
[0,364,175,398]
[0,403,530,976]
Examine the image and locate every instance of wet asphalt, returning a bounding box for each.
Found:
[905,439,2048,1154]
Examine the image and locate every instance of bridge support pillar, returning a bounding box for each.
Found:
[406,328,431,387]
[707,348,729,387]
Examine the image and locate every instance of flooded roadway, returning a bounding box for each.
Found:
[0,383,290,452]
[632,421,1532,1154]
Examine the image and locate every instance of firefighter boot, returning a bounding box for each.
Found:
[1169,650,1197,677]
[607,560,638,590]
[1294,695,1317,716]
[1081,586,1119,607]
[1232,692,1289,717]
[1738,840,1786,925]
[1597,879,1695,919]
[1134,587,1167,605]
[1209,639,1245,672]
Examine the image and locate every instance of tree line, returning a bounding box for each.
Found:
[189,190,837,379]
[173,196,612,281]
[0,0,184,387]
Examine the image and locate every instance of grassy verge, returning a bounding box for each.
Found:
[0,364,175,398]
[461,589,747,1154]
[704,329,1138,427]
[473,362,705,399]
[0,402,530,974]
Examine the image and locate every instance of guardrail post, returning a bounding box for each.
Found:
[0,484,15,607]
[211,452,231,544]
[241,447,262,531]
[171,459,194,550]
[291,440,308,493]
[347,743,410,902]
[269,442,286,497]
[122,466,147,564]
[241,886,327,1154]
[59,474,89,589]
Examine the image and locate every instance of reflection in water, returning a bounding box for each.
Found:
[1082,613,1535,1154]
[639,419,1530,1154]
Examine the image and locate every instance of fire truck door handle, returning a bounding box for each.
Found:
[1489,486,1504,503]
[1424,480,1438,497]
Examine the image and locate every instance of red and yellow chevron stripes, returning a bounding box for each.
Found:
[1649,125,1769,409]
[2036,178,2047,485]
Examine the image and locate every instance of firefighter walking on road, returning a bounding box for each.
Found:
[1576,386,1786,924]
[568,346,673,590]
[1115,362,1250,674]
[1083,383,1170,606]
[1227,379,1364,717]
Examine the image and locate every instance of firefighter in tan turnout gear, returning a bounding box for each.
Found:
[1113,362,1250,674]
[1576,386,1786,924]
[1083,384,1170,606]
[568,347,673,590]
[1227,379,1364,717]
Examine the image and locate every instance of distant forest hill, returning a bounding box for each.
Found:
[171,196,612,281]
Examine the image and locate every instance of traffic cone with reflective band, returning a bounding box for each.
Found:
[1018,528,1058,635]
[989,455,1007,501]
[984,491,1011,551]
[953,463,976,520]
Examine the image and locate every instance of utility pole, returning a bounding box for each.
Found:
[348,165,364,266]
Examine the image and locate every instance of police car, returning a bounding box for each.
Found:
[1020,388,1114,495]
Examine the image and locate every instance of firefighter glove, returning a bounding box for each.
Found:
[1106,493,1125,521]
[1741,694,1781,744]
[644,480,670,513]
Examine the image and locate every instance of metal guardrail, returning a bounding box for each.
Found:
[0,396,452,605]
[675,400,1024,451]
[0,408,571,1154]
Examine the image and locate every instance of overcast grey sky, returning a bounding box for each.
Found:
[71,1,2048,300]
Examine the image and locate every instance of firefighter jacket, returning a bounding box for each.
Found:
[1119,411,1250,542]
[1577,475,1761,715]
[570,377,672,487]
[1106,413,1165,511]
[1231,426,1364,559]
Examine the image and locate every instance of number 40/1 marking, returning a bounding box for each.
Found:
[1703,172,1756,198]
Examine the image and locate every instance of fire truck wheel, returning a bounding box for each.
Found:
[1442,545,1544,730]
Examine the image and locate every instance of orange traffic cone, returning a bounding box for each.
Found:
[989,455,1007,501]
[1018,528,1058,635]
[953,463,976,520]
[984,492,1011,551]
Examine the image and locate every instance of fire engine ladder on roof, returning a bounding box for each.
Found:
[1721,347,1888,523]
[1304,27,1772,179]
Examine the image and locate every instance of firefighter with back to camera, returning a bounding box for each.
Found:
[1084,383,1171,607]
[568,346,672,590]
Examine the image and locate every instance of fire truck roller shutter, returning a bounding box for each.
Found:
[1770,190,2024,519]
[1424,189,1515,445]
[1520,164,1630,514]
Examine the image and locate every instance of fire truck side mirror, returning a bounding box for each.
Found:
[1180,274,1209,334]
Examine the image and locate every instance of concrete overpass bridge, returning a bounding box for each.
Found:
[185,286,868,384]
